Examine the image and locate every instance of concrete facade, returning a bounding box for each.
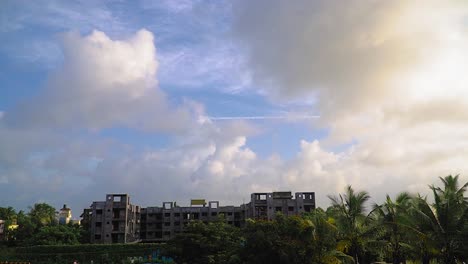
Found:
[82,194,140,244]
[82,191,315,244]
[140,201,246,242]
[247,191,316,220]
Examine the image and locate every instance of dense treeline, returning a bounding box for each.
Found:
[1,175,467,264]
[0,203,88,246]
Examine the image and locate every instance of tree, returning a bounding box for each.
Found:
[328,185,371,264]
[0,206,17,242]
[29,224,81,245]
[240,214,316,264]
[411,175,468,264]
[304,208,352,264]
[165,218,242,264]
[370,192,414,264]
[13,210,36,246]
[12,203,58,246]
[29,203,57,226]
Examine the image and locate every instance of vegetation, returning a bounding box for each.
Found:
[1,174,467,264]
[1,243,166,264]
[0,202,86,247]
[164,175,468,264]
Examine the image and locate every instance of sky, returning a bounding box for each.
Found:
[1,0,468,217]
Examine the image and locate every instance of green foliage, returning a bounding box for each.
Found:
[370,192,415,264]
[164,218,242,264]
[0,206,17,243]
[3,243,165,264]
[3,203,89,246]
[328,185,373,263]
[29,203,57,226]
[30,224,81,245]
[240,214,315,264]
[410,175,468,264]
[305,208,352,264]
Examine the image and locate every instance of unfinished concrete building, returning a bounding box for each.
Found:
[83,194,140,244]
[247,191,316,220]
[140,200,246,242]
[82,191,315,244]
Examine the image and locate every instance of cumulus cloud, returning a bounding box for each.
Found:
[5,29,192,132]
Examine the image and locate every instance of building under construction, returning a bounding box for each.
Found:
[81,191,315,244]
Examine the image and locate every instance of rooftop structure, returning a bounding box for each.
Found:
[247,191,316,220]
[58,204,72,225]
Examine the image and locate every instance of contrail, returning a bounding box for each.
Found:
[206,115,320,120]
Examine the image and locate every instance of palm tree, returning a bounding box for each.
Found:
[304,208,353,264]
[371,192,414,264]
[328,185,371,263]
[412,175,468,264]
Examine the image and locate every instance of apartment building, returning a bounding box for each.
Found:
[82,191,315,244]
[247,191,316,220]
[140,200,246,242]
[82,194,140,244]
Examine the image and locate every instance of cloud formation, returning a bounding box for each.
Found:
[5,29,192,132]
[234,0,468,122]
[2,1,468,215]
[233,0,468,195]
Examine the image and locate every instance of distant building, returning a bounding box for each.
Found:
[140,200,246,242]
[58,204,72,225]
[82,194,140,244]
[0,220,4,241]
[248,191,316,220]
[82,191,315,244]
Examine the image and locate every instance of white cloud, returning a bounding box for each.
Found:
[234,0,468,122]
[5,29,193,132]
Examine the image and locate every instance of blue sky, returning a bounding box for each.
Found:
[1,0,468,215]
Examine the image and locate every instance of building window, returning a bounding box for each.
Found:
[174,213,180,217]
[164,213,171,217]
[275,207,282,212]
[211,212,217,216]
[95,222,102,227]
[164,222,170,226]
[202,212,208,217]
[174,222,180,226]
[288,207,294,212]
[94,234,101,240]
